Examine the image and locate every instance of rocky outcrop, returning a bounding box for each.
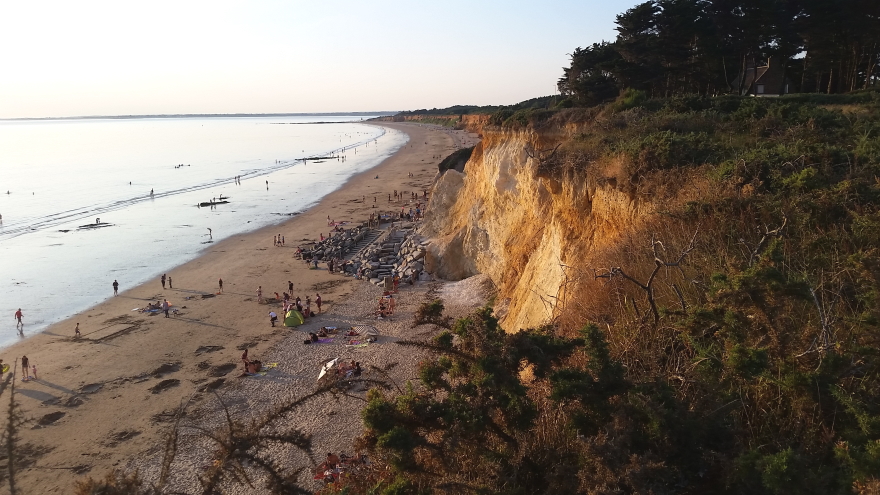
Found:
[421,127,657,332]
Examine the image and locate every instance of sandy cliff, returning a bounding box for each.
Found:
[422,125,660,332]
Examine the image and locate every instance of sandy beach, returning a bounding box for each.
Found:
[2,122,480,493]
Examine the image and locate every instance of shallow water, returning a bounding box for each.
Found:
[0,115,407,346]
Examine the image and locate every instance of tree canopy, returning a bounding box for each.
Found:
[559,0,880,104]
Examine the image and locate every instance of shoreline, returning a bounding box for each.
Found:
[4,122,479,492]
[1,121,395,344]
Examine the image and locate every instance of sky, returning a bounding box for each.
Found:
[0,0,639,118]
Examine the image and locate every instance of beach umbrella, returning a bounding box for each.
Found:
[318,358,339,380]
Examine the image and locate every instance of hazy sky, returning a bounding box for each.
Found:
[0,0,638,118]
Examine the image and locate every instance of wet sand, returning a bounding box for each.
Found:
[3,122,479,493]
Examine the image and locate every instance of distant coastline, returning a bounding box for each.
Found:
[0,111,398,122]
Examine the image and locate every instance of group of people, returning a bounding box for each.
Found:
[260,282,324,327]
[160,273,172,289]
[337,359,362,378]
[140,299,172,317]
[240,348,262,374]
[1,355,37,381]
[377,294,395,319]
[273,234,285,246]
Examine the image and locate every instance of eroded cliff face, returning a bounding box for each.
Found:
[422,127,657,332]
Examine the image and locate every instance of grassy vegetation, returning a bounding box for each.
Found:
[327,90,880,494]
[397,95,565,118]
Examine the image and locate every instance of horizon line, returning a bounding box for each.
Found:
[0,111,400,122]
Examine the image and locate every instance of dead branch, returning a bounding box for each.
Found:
[744,215,787,267]
[595,229,699,323]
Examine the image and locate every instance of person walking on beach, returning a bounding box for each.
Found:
[218,278,223,293]
[273,235,277,247]
[257,286,263,303]
[75,323,81,338]
[208,228,212,239]
[282,235,285,246]
[161,274,166,289]
[113,279,119,296]
[162,299,170,318]
[168,276,172,289]
[241,348,249,372]
[288,281,293,293]
[31,364,37,380]
[21,355,29,380]
[316,293,322,313]
[14,309,23,331]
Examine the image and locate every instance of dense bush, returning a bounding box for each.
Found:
[330,91,880,494]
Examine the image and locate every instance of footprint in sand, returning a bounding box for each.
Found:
[151,362,181,376]
[149,379,180,394]
[37,411,66,426]
[79,383,103,394]
[209,363,237,377]
[194,345,224,355]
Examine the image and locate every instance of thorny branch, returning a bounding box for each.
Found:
[595,229,699,322]
[740,215,787,267]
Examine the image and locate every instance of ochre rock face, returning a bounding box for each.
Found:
[422,127,654,332]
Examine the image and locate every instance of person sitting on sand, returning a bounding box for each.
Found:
[309,332,319,343]
[325,452,340,469]
[247,360,262,374]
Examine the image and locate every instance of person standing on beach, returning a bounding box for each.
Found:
[257,286,263,303]
[21,356,29,380]
[288,281,293,294]
[208,228,212,239]
[161,274,166,289]
[282,236,285,246]
[168,276,172,289]
[241,348,249,372]
[273,235,277,247]
[316,293,322,313]
[14,309,23,331]
[113,279,119,296]
[218,278,223,293]
[75,323,81,338]
[162,299,170,318]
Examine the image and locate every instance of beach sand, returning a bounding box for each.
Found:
[2,123,480,493]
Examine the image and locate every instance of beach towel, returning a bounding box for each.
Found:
[244,362,278,377]
[317,338,333,344]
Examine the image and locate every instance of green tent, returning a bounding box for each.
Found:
[283,310,304,327]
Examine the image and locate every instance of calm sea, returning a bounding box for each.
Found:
[0,115,407,346]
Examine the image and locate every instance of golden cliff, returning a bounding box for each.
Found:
[421,125,668,332]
